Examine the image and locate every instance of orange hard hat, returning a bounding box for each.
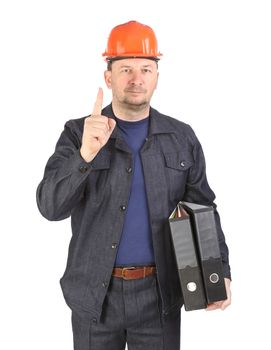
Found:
[102,20,162,61]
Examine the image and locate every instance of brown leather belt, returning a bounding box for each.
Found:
[112,266,156,280]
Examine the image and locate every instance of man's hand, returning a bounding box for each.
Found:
[206,278,232,311]
[80,88,116,163]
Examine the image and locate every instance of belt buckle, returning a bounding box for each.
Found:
[122,266,136,280]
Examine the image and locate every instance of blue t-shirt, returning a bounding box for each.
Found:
[114,116,155,267]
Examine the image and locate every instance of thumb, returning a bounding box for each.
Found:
[108,118,116,133]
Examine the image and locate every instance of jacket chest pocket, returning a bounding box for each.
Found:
[164,152,194,201]
[85,151,111,202]
[91,152,111,171]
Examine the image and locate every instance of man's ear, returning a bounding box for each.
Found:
[155,71,159,89]
[104,70,112,89]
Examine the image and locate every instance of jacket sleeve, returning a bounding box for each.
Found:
[36,119,91,221]
[183,126,231,279]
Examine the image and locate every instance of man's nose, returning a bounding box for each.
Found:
[129,71,143,85]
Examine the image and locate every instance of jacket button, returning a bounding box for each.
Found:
[112,243,118,249]
[120,205,126,211]
[180,161,185,167]
[126,167,132,173]
[79,165,88,173]
[102,282,108,288]
[92,317,97,324]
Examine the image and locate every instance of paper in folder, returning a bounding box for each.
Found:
[169,204,207,311]
[182,202,227,304]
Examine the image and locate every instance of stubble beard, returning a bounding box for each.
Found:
[121,96,150,111]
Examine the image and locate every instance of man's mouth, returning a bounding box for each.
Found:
[124,88,146,93]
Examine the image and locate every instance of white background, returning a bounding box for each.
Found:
[1,0,270,349]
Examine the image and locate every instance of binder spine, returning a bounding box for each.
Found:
[184,205,227,304]
[178,266,207,311]
[169,217,207,311]
[201,258,227,303]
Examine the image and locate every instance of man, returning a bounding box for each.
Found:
[37,20,231,350]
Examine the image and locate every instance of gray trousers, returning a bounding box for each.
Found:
[71,273,181,349]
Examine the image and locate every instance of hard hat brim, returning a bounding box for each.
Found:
[104,55,161,63]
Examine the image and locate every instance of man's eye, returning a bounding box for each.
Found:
[143,69,152,73]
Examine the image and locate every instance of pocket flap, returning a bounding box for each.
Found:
[91,150,111,170]
[164,152,194,171]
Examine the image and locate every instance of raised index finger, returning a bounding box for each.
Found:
[92,87,103,116]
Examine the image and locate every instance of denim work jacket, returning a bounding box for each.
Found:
[37,104,231,323]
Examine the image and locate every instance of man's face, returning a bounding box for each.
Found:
[104,58,159,111]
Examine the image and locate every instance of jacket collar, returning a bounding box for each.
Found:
[102,103,176,139]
